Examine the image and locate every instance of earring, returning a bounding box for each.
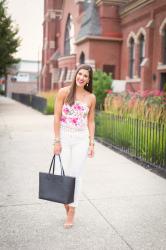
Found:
[87,83,89,86]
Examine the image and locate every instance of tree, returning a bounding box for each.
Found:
[0,0,20,95]
[93,70,112,110]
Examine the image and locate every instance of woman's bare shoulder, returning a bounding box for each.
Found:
[84,92,96,108]
[86,92,96,102]
[57,86,70,97]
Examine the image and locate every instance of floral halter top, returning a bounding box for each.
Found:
[60,100,90,131]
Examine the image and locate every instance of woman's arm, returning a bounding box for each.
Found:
[53,88,66,154]
[87,94,96,157]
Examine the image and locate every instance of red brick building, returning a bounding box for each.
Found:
[41,0,166,92]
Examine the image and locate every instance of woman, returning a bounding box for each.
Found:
[53,64,96,228]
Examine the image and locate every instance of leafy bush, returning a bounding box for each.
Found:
[93,70,112,110]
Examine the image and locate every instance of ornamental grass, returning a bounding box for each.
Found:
[96,90,166,167]
[104,90,166,123]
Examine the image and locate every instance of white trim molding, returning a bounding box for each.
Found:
[120,0,154,17]
[159,18,166,36]
[75,0,84,3]
[141,58,149,67]
[57,54,76,62]
[45,9,63,21]
[136,27,146,43]
[146,19,154,28]
[126,77,141,82]
[96,0,128,6]
[157,62,166,70]
[127,32,137,47]
[41,65,46,76]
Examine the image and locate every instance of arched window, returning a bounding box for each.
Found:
[129,37,135,78]
[79,52,85,64]
[163,27,166,64]
[138,34,145,77]
[64,14,75,56]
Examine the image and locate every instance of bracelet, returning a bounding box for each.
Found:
[53,140,61,143]
[89,142,95,146]
[53,137,61,145]
[53,143,60,146]
[53,136,60,141]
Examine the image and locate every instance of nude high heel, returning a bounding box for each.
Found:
[64,206,75,229]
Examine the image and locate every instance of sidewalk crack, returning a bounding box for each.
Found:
[83,192,134,250]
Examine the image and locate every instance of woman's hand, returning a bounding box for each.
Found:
[53,143,62,155]
[88,144,94,158]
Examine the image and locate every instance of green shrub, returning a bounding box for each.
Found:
[0,85,5,95]
[93,70,112,110]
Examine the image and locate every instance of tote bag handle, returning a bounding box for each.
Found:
[48,154,65,176]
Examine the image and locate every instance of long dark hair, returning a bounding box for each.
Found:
[65,64,93,106]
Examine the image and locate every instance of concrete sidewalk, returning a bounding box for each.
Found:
[0,95,166,250]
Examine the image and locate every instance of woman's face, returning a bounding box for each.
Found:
[75,69,89,88]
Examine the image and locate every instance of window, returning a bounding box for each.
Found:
[64,15,75,56]
[129,38,135,78]
[79,52,85,64]
[163,28,166,64]
[138,34,145,77]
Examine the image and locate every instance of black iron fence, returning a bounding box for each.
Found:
[12,93,47,113]
[95,111,166,169]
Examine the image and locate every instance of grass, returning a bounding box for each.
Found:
[95,111,166,168]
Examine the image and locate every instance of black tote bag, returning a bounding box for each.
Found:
[39,154,75,204]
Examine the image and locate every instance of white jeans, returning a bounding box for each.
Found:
[55,126,89,207]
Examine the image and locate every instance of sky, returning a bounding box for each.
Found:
[7,0,44,61]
